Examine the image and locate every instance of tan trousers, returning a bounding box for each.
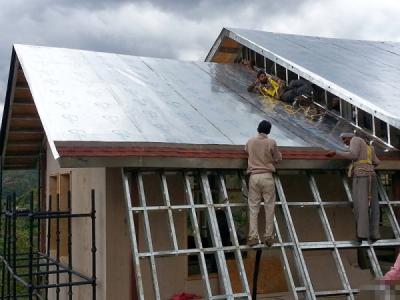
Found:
[248,173,276,239]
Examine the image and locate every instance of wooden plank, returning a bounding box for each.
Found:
[5,154,39,159]
[218,46,240,54]
[13,97,34,104]
[221,37,240,48]
[17,69,27,84]
[16,81,29,88]
[7,130,44,142]
[6,143,42,154]
[11,103,38,116]
[212,53,238,63]
[14,87,32,99]
[9,117,42,130]
[5,156,38,166]
[3,164,37,170]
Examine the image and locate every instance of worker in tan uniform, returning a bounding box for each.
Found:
[245,120,282,247]
[326,133,381,242]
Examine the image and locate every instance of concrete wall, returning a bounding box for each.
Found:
[46,145,107,300]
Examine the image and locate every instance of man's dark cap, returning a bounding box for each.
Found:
[257,120,271,135]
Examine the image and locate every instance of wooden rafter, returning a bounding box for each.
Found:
[2,63,44,169]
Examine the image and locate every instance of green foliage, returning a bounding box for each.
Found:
[1,169,38,296]
[2,169,38,199]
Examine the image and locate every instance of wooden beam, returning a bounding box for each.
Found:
[6,143,42,154]
[9,117,42,130]
[6,152,40,157]
[5,154,39,159]
[218,47,240,54]
[14,97,34,104]
[16,81,29,89]
[17,70,27,84]
[220,37,240,48]
[5,155,38,166]
[7,140,42,147]
[212,53,238,63]
[11,103,37,116]
[14,87,32,99]
[7,130,44,142]
[3,164,37,170]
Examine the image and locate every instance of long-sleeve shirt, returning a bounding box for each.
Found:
[336,136,380,177]
[245,133,282,175]
[247,81,268,92]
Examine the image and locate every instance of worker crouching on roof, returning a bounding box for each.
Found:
[247,70,285,99]
[245,120,282,247]
[247,70,313,104]
[326,133,381,243]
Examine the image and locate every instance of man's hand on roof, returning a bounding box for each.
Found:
[325,150,336,157]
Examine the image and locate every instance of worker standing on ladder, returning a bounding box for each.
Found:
[245,120,282,247]
[326,133,381,243]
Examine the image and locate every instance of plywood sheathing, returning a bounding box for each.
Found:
[212,37,241,63]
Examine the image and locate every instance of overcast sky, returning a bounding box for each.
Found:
[1,0,400,112]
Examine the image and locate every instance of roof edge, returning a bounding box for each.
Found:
[56,146,400,170]
[210,28,400,129]
[55,143,400,160]
[226,27,400,44]
[0,46,17,155]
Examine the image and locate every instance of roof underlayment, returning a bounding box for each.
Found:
[218,28,400,129]
[15,45,308,157]
[2,35,400,168]
[11,45,360,158]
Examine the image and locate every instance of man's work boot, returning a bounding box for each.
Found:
[247,237,259,247]
[369,236,380,244]
[357,236,368,245]
[263,236,274,247]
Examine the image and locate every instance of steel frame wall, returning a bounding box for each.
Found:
[123,169,400,300]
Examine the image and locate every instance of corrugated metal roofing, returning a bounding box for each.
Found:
[14,44,316,159]
[221,28,400,129]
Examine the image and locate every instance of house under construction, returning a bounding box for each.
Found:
[1,27,400,299]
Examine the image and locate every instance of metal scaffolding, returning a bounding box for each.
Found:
[0,190,96,299]
[123,169,400,299]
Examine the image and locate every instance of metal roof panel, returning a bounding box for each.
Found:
[226,28,400,127]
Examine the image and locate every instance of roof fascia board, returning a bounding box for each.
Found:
[221,29,400,129]
[57,155,400,170]
[55,143,325,159]
[0,47,17,159]
[205,28,229,62]
[14,45,60,161]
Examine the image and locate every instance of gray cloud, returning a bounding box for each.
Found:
[0,0,399,116]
